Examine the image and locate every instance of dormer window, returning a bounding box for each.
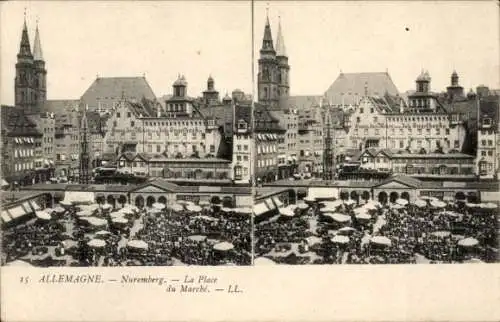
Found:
[237,120,247,130]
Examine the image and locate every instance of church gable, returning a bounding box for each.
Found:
[132,185,172,194]
[375,181,414,189]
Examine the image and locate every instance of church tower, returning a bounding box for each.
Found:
[33,20,47,112]
[275,17,290,103]
[15,12,36,113]
[257,12,279,109]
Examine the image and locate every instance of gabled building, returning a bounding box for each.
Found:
[1,106,43,186]
[81,76,157,113]
[324,71,399,107]
[344,71,467,157]
[104,76,224,163]
[254,103,286,183]
[476,99,499,179]
[231,104,252,184]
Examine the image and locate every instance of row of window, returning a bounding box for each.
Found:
[480,150,494,156]
[257,144,277,154]
[14,149,34,158]
[14,162,34,172]
[257,158,277,168]
[481,140,494,146]
[235,155,249,162]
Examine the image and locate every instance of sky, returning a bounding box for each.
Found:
[1,1,498,106]
[254,1,499,96]
[1,1,252,105]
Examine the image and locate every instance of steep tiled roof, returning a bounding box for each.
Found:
[254,103,286,133]
[42,100,81,114]
[375,175,423,189]
[281,95,322,111]
[1,106,42,137]
[479,100,499,129]
[324,72,400,106]
[81,76,157,109]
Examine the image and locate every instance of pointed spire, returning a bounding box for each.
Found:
[276,16,287,56]
[33,18,44,61]
[261,8,274,52]
[18,8,32,58]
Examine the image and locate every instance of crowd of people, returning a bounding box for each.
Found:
[255,197,498,265]
[2,200,252,267]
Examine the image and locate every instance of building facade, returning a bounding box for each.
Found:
[476,99,499,179]
[1,106,43,186]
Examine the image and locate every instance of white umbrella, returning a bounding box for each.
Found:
[152,202,165,210]
[396,198,409,206]
[305,236,322,246]
[95,230,111,236]
[442,211,460,218]
[35,210,51,220]
[87,239,106,248]
[119,208,135,215]
[279,208,295,217]
[112,217,128,224]
[326,213,351,223]
[188,235,207,242]
[458,237,479,247]
[331,235,350,244]
[59,200,72,207]
[414,199,427,208]
[199,200,211,206]
[194,215,217,221]
[431,231,451,238]
[355,213,371,220]
[430,200,446,208]
[296,203,309,210]
[127,240,149,250]
[370,236,392,246]
[6,260,33,267]
[354,207,369,214]
[466,203,480,208]
[321,200,343,209]
[338,227,357,235]
[169,203,184,212]
[76,210,92,217]
[186,204,202,213]
[254,257,276,265]
[213,241,234,251]
[62,239,78,249]
[221,207,233,213]
[85,217,108,227]
[53,206,65,213]
[362,203,378,211]
[344,199,355,206]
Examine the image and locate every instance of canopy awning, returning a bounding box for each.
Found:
[264,198,275,209]
[1,211,12,223]
[30,201,42,211]
[272,197,284,208]
[7,206,27,219]
[253,202,271,216]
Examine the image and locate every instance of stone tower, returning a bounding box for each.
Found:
[257,13,279,109]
